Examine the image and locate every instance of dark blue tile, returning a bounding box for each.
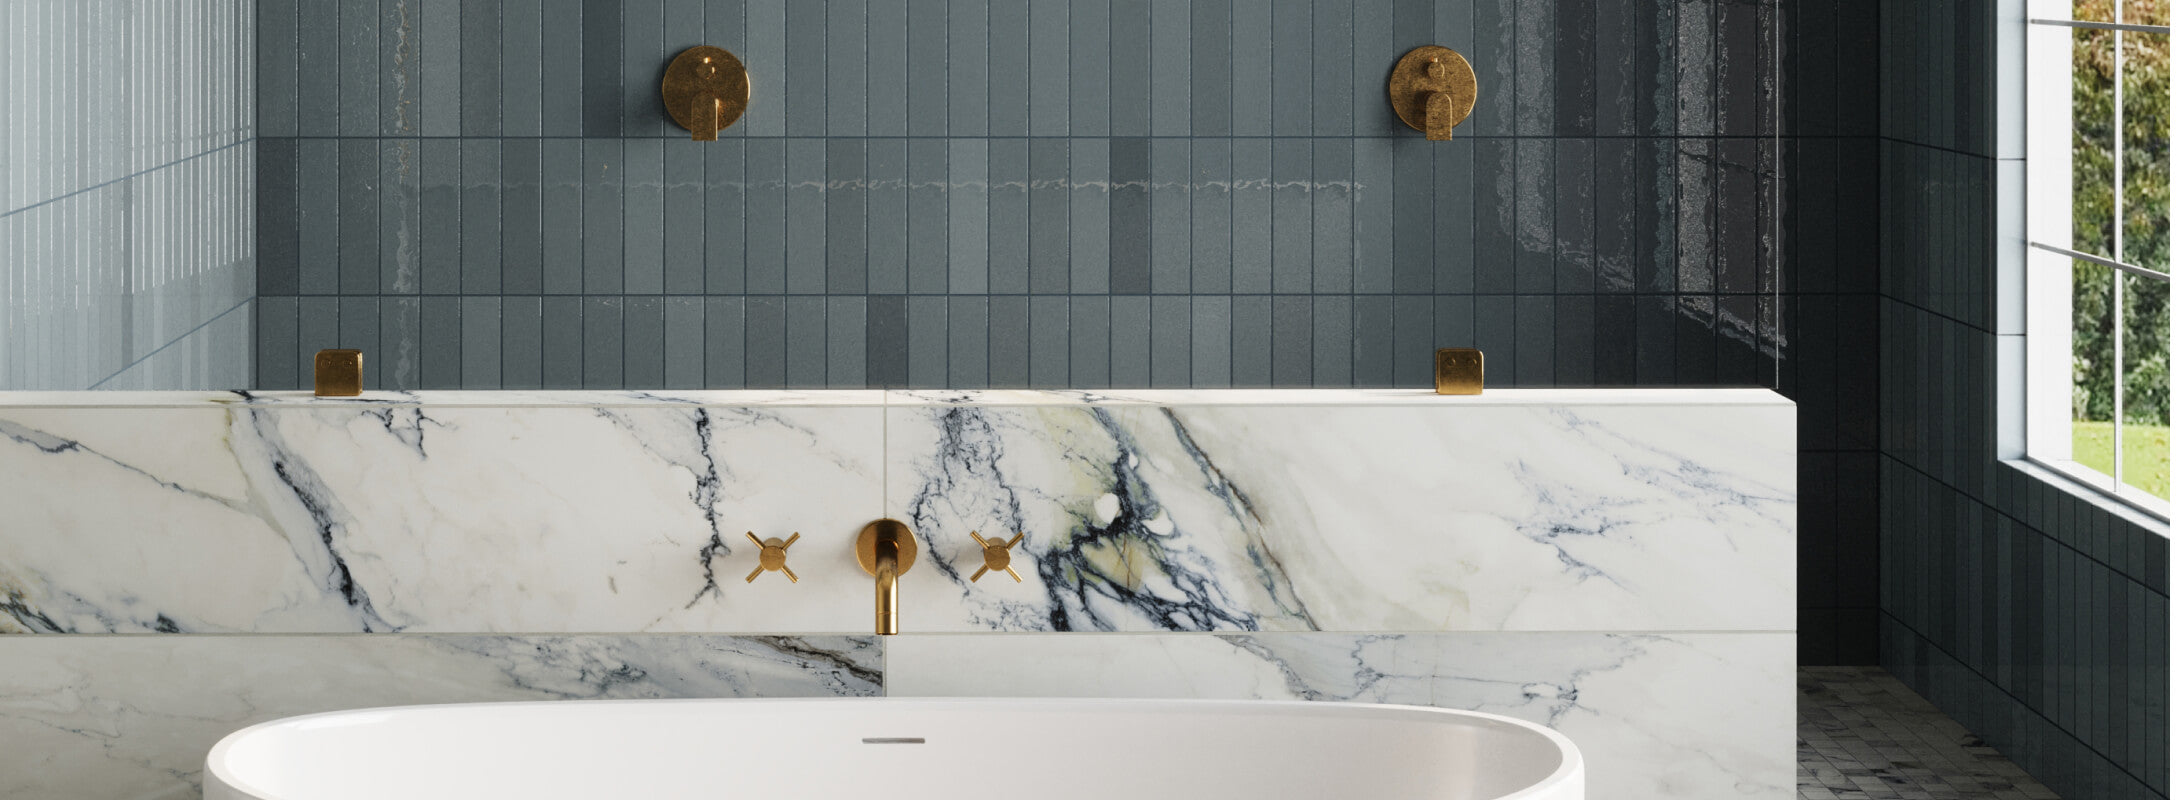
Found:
[461,140,503,294]
[540,296,584,389]
[786,296,826,386]
[867,295,908,387]
[826,140,868,294]
[989,296,1030,388]
[1069,296,1111,387]
[827,297,867,387]
[460,0,502,136]
[581,297,624,388]
[745,296,787,388]
[705,297,748,388]
[1109,138,1153,295]
[1189,0,1231,135]
[581,0,621,136]
[503,140,545,294]
[257,140,301,296]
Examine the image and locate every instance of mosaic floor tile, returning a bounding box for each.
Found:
[1799,667,2061,800]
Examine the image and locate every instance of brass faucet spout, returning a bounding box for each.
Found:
[874,545,899,635]
[855,519,918,636]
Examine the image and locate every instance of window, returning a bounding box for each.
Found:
[2024,0,2171,516]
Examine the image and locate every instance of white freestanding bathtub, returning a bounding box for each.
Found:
[204,698,1582,800]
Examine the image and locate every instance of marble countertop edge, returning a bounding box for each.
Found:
[0,387,1794,409]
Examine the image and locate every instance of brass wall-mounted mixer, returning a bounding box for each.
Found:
[1387,45,1479,140]
[663,45,750,140]
[744,520,1026,635]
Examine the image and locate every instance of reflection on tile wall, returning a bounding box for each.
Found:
[253,0,1784,392]
[0,1,257,390]
[1877,4,2169,800]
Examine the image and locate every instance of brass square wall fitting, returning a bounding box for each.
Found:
[314,350,363,397]
[1434,348,1484,395]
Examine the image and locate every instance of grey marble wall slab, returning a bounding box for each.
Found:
[887,632,1795,800]
[0,634,880,800]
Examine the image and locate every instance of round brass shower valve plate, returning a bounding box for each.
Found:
[855,519,920,576]
[662,45,751,133]
[1387,45,1478,134]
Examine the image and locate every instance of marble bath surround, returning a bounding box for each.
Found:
[0,388,1794,799]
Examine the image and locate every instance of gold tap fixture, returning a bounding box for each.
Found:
[662,45,751,141]
[743,531,800,583]
[1434,348,1485,395]
[313,349,363,397]
[967,531,1026,583]
[855,519,919,635]
[1387,46,1478,140]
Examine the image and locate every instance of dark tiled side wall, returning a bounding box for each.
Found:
[254,1,1887,661]
[1782,0,1884,666]
[1877,2,2170,798]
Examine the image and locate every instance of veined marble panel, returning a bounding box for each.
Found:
[886,401,1794,632]
[887,632,1794,800]
[0,403,884,633]
[0,389,891,407]
[0,634,880,800]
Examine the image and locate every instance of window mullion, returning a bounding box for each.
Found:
[2111,19,2126,488]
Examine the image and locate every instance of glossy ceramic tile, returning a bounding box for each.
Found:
[1,0,255,391]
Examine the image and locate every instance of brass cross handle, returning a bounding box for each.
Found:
[968,531,1025,583]
[745,531,800,583]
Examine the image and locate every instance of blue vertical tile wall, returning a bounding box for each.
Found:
[1874,3,2170,800]
[256,0,1788,395]
[253,0,1916,668]
[2,0,257,390]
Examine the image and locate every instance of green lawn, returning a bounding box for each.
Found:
[2073,421,2171,500]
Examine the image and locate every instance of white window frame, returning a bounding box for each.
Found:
[2016,0,2171,520]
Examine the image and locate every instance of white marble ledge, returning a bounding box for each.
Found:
[889,387,1791,407]
[0,389,891,408]
[0,387,1791,409]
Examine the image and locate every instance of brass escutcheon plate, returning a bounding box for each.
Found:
[1387,45,1478,136]
[662,45,751,135]
[855,518,919,576]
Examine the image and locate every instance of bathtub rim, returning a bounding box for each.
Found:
[204,696,1583,800]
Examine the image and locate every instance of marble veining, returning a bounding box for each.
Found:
[2,390,1789,635]
[0,389,1793,800]
[0,634,881,800]
[888,632,1794,800]
[0,404,886,634]
[888,399,1794,632]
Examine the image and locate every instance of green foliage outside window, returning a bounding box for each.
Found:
[2071,1,2170,428]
